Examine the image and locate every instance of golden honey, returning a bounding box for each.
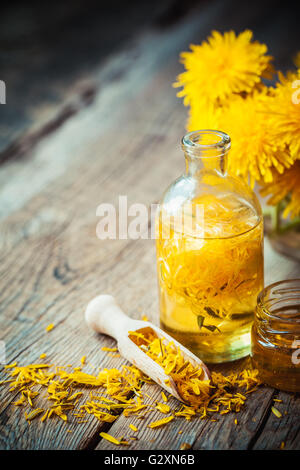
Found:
[251,280,300,392]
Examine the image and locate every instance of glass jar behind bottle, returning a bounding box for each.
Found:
[251,279,300,392]
[156,130,264,363]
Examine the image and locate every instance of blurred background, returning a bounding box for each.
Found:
[1,0,300,157]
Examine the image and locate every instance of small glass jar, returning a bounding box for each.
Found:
[251,279,300,392]
[156,130,264,363]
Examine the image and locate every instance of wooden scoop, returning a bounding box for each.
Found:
[85,295,210,403]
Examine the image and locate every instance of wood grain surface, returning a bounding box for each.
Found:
[0,0,299,450]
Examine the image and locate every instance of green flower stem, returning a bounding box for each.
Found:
[263,203,300,235]
[262,205,278,232]
[276,217,300,235]
[275,202,282,233]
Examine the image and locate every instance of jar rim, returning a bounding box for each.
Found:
[257,278,300,324]
[182,129,231,157]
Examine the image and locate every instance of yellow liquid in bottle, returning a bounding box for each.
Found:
[156,195,264,363]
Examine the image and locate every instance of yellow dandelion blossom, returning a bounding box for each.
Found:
[174,30,273,109]
[293,52,300,68]
[187,102,223,133]
[263,70,300,159]
[260,161,300,218]
[220,92,294,185]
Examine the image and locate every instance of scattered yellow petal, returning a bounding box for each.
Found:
[25,408,44,421]
[40,354,47,359]
[80,356,86,365]
[280,441,285,449]
[40,410,49,422]
[101,347,118,352]
[271,406,282,418]
[0,332,262,430]
[156,402,170,414]
[100,432,121,445]
[180,442,191,450]
[129,424,138,432]
[148,416,174,428]
[5,362,17,369]
[46,323,54,332]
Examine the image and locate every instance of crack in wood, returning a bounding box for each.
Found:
[247,389,278,450]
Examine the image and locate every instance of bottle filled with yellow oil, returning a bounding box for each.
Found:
[156,130,264,363]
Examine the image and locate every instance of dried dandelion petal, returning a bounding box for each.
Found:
[100,432,121,445]
[25,408,44,421]
[271,406,282,418]
[155,402,170,414]
[0,342,261,429]
[180,442,191,450]
[129,424,138,432]
[148,416,174,428]
[129,328,210,408]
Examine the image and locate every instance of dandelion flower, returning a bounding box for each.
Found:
[260,161,300,219]
[293,52,300,68]
[220,92,294,185]
[187,101,222,133]
[174,30,273,109]
[263,70,300,160]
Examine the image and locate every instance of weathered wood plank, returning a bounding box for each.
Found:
[252,391,300,450]
[0,0,180,154]
[0,4,208,448]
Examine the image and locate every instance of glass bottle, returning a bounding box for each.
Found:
[156,130,264,363]
[251,279,300,392]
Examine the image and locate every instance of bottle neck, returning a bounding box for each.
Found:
[185,153,228,176]
[182,130,231,177]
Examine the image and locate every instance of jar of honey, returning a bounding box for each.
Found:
[251,279,300,392]
[156,130,264,363]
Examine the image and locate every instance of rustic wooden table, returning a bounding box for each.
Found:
[0,0,299,450]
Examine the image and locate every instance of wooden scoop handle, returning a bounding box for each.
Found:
[85,294,137,341]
